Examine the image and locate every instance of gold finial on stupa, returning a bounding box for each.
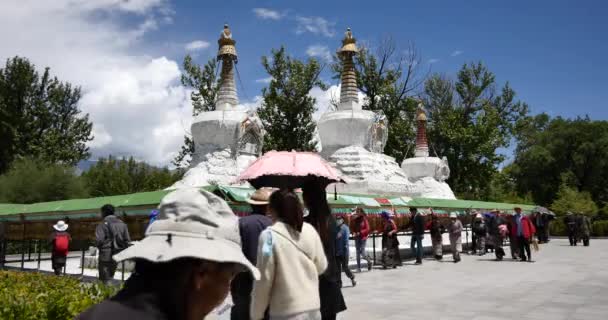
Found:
[416,101,427,121]
[218,23,237,61]
[338,27,358,56]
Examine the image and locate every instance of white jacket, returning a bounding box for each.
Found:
[251,221,328,319]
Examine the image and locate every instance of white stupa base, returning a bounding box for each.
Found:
[317,110,375,157]
[168,149,256,189]
[409,177,456,199]
[326,146,415,196]
[401,156,455,199]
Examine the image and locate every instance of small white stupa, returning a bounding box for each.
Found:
[170,25,263,189]
[317,28,414,195]
[401,104,455,199]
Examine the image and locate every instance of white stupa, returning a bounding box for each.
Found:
[170,25,263,189]
[317,28,415,195]
[400,104,456,199]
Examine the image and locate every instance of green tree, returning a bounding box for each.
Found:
[423,62,529,198]
[258,47,326,152]
[173,55,219,167]
[551,183,598,216]
[83,156,183,196]
[331,40,423,163]
[511,116,608,206]
[0,56,93,174]
[0,158,88,204]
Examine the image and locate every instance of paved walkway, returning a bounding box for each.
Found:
[339,238,608,320]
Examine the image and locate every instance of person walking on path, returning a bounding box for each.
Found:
[510,207,536,262]
[406,207,425,265]
[251,189,328,320]
[565,212,578,246]
[487,210,506,261]
[302,185,346,320]
[472,213,487,256]
[427,211,445,260]
[507,215,519,259]
[380,211,400,269]
[96,204,131,283]
[231,188,274,320]
[447,213,463,263]
[352,207,372,272]
[50,220,71,275]
[77,189,257,320]
[335,215,356,288]
[577,212,592,247]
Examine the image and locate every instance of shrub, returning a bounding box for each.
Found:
[0,271,119,319]
[592,221,608,237]
[549,218,567,236]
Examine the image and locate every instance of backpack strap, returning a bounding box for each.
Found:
[271,229,314,262]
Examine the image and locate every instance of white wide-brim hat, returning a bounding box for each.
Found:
[114,189,260,280]
[53,220,68,232]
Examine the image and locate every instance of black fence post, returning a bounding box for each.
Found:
[27,239,32,261]
[121,262,125,282]
[81,242,86,275]
[0,238,5,269]
[37,240,42,270]
[372,233,376,262]
[20,240,26,270]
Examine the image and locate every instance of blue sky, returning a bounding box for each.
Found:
[157,0,608,119]
[1,0,606,165]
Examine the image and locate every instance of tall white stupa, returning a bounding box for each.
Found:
[401,104,455,199]
[317,28,414,195]
[170,25,263,189]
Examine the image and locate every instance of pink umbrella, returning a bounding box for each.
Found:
[238,151,344,189]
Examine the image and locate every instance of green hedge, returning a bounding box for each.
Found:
[0,271,119,320]
[592,221,608,237]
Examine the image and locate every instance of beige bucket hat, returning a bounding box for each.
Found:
[114,188,260,280]
[246,187,276,205]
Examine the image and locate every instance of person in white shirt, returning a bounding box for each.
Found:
[251,189,328,320]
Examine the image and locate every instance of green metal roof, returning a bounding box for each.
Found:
[0,185,536,222]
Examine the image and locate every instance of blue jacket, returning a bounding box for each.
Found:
[335,223,350,257]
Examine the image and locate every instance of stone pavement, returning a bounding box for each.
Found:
[339,238,608,320]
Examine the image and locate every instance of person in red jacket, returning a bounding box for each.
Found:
[50,220,71,275]
[510,207,536,262]
[352,207,373,272]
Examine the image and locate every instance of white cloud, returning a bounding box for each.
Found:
[428,58,440,64]
[253,8,284,20]
[451,50,463,57]
[296,16,336,37]
[0,0,191,166]
[306,45,332,62]
[185,40,210,52]
[255,77,273,84]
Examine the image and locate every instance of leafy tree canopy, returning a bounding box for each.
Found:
[423,62,529,198]
[551,183,598,216]
[83,156,183,197]
[510,116,608,206]
[258,47,326,152]
[0,56,93,174]
[0,158,88,204]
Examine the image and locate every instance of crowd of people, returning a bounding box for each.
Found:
[37,186,587,320]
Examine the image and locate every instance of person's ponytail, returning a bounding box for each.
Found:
[269,189,304,232]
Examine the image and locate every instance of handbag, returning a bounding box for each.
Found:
[531,236,539,252]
